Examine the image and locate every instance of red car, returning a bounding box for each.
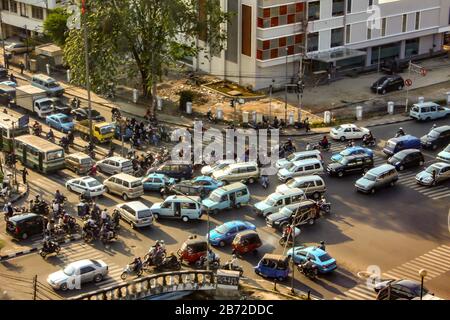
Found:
[231,230,262,256]
[177,237,208,264]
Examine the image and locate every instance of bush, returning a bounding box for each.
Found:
[178,90,195,112]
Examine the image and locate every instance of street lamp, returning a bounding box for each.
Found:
[419,269,427,300]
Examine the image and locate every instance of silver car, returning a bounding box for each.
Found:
[5,42,31,54]
[355,164,398,194]
[47,259,108,291]
[415,162,450,186]
[96,156,133,175]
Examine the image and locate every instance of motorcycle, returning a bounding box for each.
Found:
[221,262,244,276]
[100,229,118,245]
[317,198,331,215]
[362,137,376,147]
[154,254,182,271]
[62,217,81,234]
[195,254,220,270]
[260,175,269,189]
[297,263,318,280]
[120,264,143,280]
[279,227,301,246]
[82,225,99,243]
[59,139,69,152]
[32,201,50,216]
[39,241,61,259]
[313,143,331,152]
[32,125,42,136]
[143,247,166,270]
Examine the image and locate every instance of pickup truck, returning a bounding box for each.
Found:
[74,119,115,143]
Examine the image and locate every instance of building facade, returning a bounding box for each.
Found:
[194,0,450,90]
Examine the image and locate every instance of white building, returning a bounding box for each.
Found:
[194,0,450,90]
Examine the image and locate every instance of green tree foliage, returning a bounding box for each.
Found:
[43,8,69,46]
[63,0,230,111]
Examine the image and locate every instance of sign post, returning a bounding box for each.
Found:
[405,61,427,112]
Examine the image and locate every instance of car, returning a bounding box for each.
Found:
[49,98,72,115]
[286,246,337,274]
[437,144,450,163]
[0,81,17,88]
[96,156,133,175]
[5,42,31,54]
[420,125,450,150]
[201,159,235,176]
[6,213,45,240]
[375,279,431,300]
[46,113,74,133]
[277,159,324,182]
[207,220,256,247]
[162,181,208,199]
[142,173,175,192]
[275,150,323,169]
[329,124,370,141]
[327,154,374,177]
[149,161,193,181]
[150,195,203,221]
[370,75,404,94]
[410,102,450,121]
[0,68,8,80]
[415,162,450,186]
[66,176,105,197]
[387,149,424,171]
[47,259,108,291]
[330,146,374,162]
[115,201,153,228]
[212,161,260,185]
[65,153,94,175]
[355,164,398,194]
[383,135,421,156]
[191,176,224,192]
[71,107,106,122]
[275,175,326,199]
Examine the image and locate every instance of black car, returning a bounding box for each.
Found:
[71,107,106,122]
[150,161,193,181]
[370,75,404,95]
[50,98,72,115]
[0,67,8,80]
[161,181,207,199]
[327,154,374,177]
[387,149,424,171]
[375,279,430,300]
[420,125,450,150]
[6,213,46,240]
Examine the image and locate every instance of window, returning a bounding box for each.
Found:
[347,0,352,13]
[242,5,252,56]
[368,0,373,6]
[32,6,44,20]
[331,27,344,48]
[346,25,351,44]
[367,28,371,40]
[332,0,345,17]
[19,2,27,17]
[1,0,8,11]
[402,14,407,33]
[415,12,420,30]
[405,38,419,57]
[381,18,386,36]
[308,1,320,21]
[10,0,17,13]
[307,32,319,52]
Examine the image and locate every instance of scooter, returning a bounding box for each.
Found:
[195,254,221,270]
[39,241,61,259]
[221,262,244,276]
[297,263,318,280]
[154,254,182,271]
[120,264,143,280]
[362,137,377,147]
[317,198,331,215]
[100,230,118,245]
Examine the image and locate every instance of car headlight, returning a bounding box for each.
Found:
[274,221,279,225]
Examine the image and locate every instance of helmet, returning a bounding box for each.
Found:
[399,127,403,130]
[320,241,325,246]
[232,254,237,259]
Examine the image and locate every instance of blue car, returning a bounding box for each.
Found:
[331,146,373,162]
[142,173,175,192]
[191,176,224,192]
[287,246,337,274]
[46,113,74,133]
[114,125,133,141]
[208,220,256,247]
[0,81,17,88]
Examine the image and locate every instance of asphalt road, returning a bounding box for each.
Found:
[0,92,449,300]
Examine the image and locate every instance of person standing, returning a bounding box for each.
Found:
[19,62,25,75]
[22,168,29,185]
[304,117,310,133]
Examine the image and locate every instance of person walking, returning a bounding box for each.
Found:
[19,62,25,75]
[304,117,310,133]
[22,168,29,185]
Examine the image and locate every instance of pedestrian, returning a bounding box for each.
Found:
[22,167,29,185]
[305,143,311,151]
[432,170,436,184]
[19,62,25,75]
[101,208,108,225]
[304,117,310,133]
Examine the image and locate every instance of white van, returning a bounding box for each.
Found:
[150,195,203,222]
[31,74,65,97]
[277,158,324,182]
[103,173,144,200]
[276,175,326,199]
[212,161,260,184]
[276,150,322,169]
[253,188,306,217]
[115,201,153,228]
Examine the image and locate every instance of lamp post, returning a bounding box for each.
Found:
[268,79,274,123]
[284,47,289,123]
[231,98,244,127]
[419,269,427,300]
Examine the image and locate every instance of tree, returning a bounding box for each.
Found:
[43,8,70,46]
[63,0,230,113]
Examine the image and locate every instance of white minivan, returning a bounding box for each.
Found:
[277,159,324,182]
[115,201,153,229]
[253,188,306,217]
[151,195,203,222]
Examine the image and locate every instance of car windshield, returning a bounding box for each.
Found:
[137,210,152,219]
[386,141,396,149]
[215,224,230,234]
[63,266,76,276]
[444,145,450,152]
[337,157,349,165]
[80,158,92,165]
[87,180,101,188]
[364,173,377,181]
[287,165,298,172]
[376,77,387,84]
[427,130,439,139]
[425,166,438,174]
[279,207,293,216]
[318,253,333,262]
[334,125,344,131]
[100,125,115,135]
[265,194,278,206]
[285,162,294,170]
[411,106,419,113]
[392,153,404,161]
[60,117,71,124]
[208,191,222,203]
[48,82,60,88]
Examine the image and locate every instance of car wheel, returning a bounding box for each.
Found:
[122,193,128,201]
[104,187,110,194]
[60,283,68,291]
[94,274,103,283]
[337,171,344,178]
[21,233,28,240]
[219,240,226,247]
[399,165,405,171]
[340,136,346,142]
[182,216,189,222]
[363,167,369,173]
[308,218,315,226]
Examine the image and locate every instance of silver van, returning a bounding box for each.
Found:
[96,156,133,175]
[212,161,260,184]
[104,173,144,200]
[276,150,322,169]
[31,74,65,97]
[355,164,398,194]
[276,175,326,199]
[115,201,153,229]
[254,188,306,217]
[277,158,324,182]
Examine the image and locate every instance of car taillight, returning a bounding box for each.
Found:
[15,227,20,234]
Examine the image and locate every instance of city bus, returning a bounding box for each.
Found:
[14,135,65,173]
[0,113,29,152]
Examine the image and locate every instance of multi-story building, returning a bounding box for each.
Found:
[193,0,450,90]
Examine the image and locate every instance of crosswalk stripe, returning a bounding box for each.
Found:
[440,245,450,250]
[432,248,450,259]
[382,272,399,280]
[400,263,440,277]
[350,285,376,297]
[411,258,449,272]
[422,188,448,195]
[432,193,450,200]
[425,250,450,261]
[383,269,414,280]
[343,288,375,300]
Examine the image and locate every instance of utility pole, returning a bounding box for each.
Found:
[82,0,93,145]
[284,48,289,123]
[268,80,274,123]
[32,275,37,300]
[405,60,411,112]
[11,121,17,190]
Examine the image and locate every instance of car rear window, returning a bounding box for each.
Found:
[122,160,132,167]
[131,181,142,188]
[138,210,152,219]
[90,260,102,267]
[80,158,91,165]
[318,253,332,262]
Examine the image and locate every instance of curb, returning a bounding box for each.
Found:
[0,234,81,262]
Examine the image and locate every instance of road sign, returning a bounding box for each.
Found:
[18,115,29,128]
[405,79,413,87]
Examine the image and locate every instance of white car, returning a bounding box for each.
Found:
[5,42,31,54]
[275,150,322,169]
[66,176,105,197]
[330,124,370,141]
[201,159,235,176]
[47,259,108,291]
[437,144,450,163]
[415,162,450,186]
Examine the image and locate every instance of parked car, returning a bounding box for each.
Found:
[387,149,424,171]
[375,279,432,300]
[420,125,450,150]
[5,42,31,54]
[190,176,224,192]
[142,173,175,192]
[46,113,74,133]
[409,102,450,121]
[383,135,421,156]
[437,144,450,163]
[275,175,326,200]
[327,154,374,177]
[287,246,337,274]
[330,146,373,162]
[201,159,235,176]
[0,80,17,88]
[207,220,256,247]
[355,164,398,194]
[66,176,105,197]
[254,188,305,218]
[150,195,203,222]
[96,156,133,175]
[277,159,323,183]
[71,107,106,122]
[330,124,370,141]
[275,150,322,169]
[371,75,404,94]
[31,74,64,97]
[415,162,450,186]
[6,213,45,240]
[115,201,153,229]
[149,161,193,181]
[202,182,250,214]
[47,259,108,291]
[65,153,94,175]
[212,161,260,185]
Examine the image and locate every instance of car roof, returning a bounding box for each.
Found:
[51,113,68,118]
[394,279,421,290]
[433,125,450,133]
[68,259,103,269]
[228,161,258,168]
[303,246,327,256]
[413,101,440,108]
[33,74,57,82]
[337,124,357,129]
[8,213,39,222]
[283,199,316,210]
[224,220,249,228]
[165,195,201,202]
[111,173,140,181]
[68,152,91,160]
[293,175,324,183]
[278,187,305,196]
[104,156,129,163]
[291,150,321,157]
[218,182,246,192]
[147,173,167,179]
[292,158,322,166]
[78,176,97,182]
[121,201,150,211]
[431,162,450,169]
[368,164,396,175]
[342,153,372,161]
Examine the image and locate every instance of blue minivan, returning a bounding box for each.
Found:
[383,135,421,156]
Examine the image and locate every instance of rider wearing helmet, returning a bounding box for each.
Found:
[397,127,405,137]
[319,135,329,149]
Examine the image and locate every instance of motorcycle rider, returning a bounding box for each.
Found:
[32,121,42,136]
[305,143,311,151]
[130,257,143,274]
[396,127,405,137]
[84,217,98,238]
[67,131,74,145]
[42,235,58,253]
[363,131,375,145]
[60,136,69,150]
[226,254,240,270]
[100,208,108,226]
[319,136,329,149]
[51,200,60,219]
[260,173,269,189]
[46,129,55,143]
[319,241,326,251]
[55,190,65,204]
[300,257,317,276]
